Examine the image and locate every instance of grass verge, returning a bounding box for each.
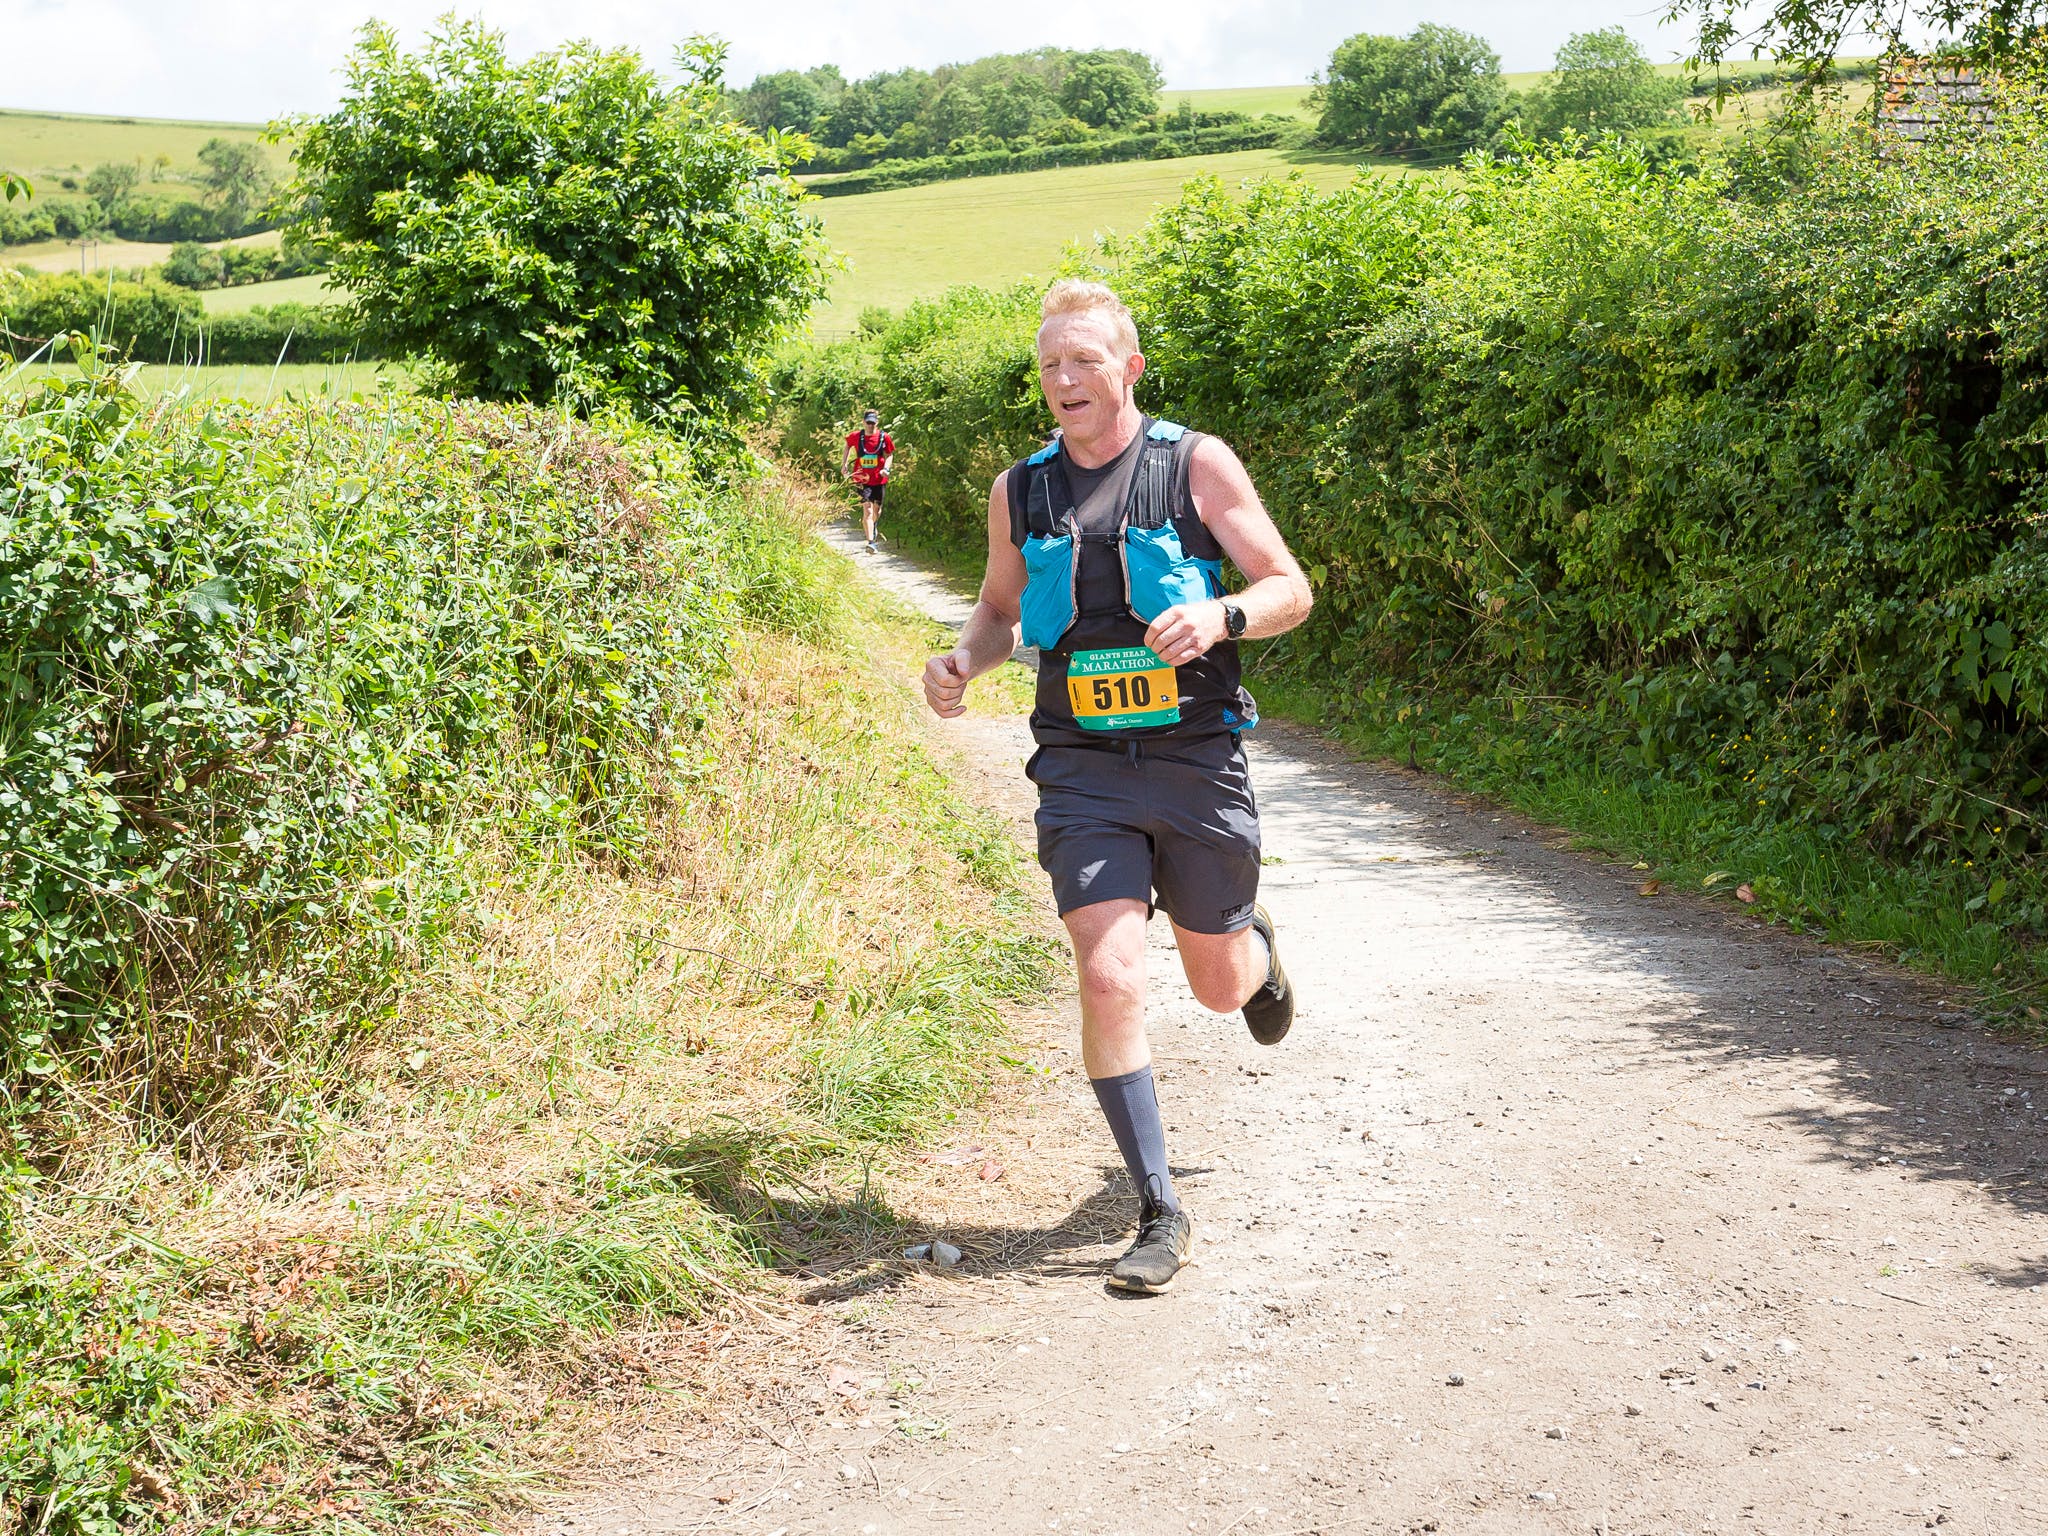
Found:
[1253,671,2029,1018]
[3,472,1056,1533]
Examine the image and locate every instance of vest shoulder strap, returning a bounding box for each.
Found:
[1127,422,1195,532]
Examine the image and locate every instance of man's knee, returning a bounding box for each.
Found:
[1075,941,1144,1009]
[1065,902,1147,1010]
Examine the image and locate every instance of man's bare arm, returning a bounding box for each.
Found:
[924,477,1026,717]
[1142,436,1312,665]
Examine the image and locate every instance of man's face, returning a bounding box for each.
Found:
[1037,312,1143,440]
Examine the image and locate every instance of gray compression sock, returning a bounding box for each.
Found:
[1090,1065,1180,1214]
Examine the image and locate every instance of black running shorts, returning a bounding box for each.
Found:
[1026,733,1260,934]
[857,482,886,506]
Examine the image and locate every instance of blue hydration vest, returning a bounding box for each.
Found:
[1016,419,1224,652]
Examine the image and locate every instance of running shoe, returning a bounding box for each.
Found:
[1242,903,1293,1045]
[863,539,877,554]
[1108,1189,1192,1294]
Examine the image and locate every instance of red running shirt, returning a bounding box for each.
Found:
[847,429,894,486]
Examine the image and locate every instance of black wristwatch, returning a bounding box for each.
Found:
[1222,601,1247,639]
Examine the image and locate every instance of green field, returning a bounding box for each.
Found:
[0,107,282,183]
[1169,84,1318,120]
[3,359,410,400]
[811,145,1383,337]
[199,270,334,312]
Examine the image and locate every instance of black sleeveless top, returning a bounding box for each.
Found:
[1005,424,1258,747]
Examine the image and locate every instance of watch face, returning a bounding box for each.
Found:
[1226,603,1247,637]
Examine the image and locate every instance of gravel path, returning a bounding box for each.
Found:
[541,528,2048,1536]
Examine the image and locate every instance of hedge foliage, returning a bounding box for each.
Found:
[0,366,734,1119]
[0,271,376,364]
[802,119,1302,196]
[778,102,2048,940]
[0,192,273,250]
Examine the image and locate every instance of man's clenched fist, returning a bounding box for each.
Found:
[924,649,972,718]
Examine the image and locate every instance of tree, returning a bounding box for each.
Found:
[1059,52,1158,128]
[1665,0,2048,95]
[85,161,139,206]
[1315,25,1506,153]
[197,138,271,224]
[731,65,843,136]
[981,71,1058,138]
[1523,28,1683,139]
[284,19,828,417]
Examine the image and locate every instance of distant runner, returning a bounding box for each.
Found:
[923,280,1313,1294]
[842,409,895,553]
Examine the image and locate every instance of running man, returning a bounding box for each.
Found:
[842,409,895,552]
[923,279,1313,1294]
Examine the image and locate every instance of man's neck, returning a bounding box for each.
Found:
[1061,404,1143,470]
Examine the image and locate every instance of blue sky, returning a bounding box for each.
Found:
[2,0,1721,121]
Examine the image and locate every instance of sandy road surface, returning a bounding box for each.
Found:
[541,529,2048,1536]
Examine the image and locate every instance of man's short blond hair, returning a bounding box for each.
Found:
[1040,278,1140,358]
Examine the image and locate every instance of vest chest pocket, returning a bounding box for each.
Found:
[1124,522,1224,623]
[1019,532,1077,650]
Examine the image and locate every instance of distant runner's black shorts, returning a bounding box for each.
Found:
[856,482,886,506]
[1025,733,1260,934]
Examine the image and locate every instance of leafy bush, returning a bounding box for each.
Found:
[160,236,328,291]
[0,201,56,244]
[0,367,736,1121]
[285,18,826,418]
[779,105,2048,956]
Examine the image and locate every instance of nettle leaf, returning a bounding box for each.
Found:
[181,575,241,625]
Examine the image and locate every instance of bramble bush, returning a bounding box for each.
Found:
[0,363,734,1128]
[778,93,2048,957]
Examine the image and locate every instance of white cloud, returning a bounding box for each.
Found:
[1,0,1702,121]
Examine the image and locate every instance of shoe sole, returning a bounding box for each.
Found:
[1106,1273,1176,1294]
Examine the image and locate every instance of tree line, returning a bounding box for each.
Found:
[729,47,1178,169]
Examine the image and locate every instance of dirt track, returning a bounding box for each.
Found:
[539,528,2048,1536]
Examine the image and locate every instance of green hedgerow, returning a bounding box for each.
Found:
[0,357,737,1131]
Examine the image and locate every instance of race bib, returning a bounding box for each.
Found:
[1066,646,1181,731]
